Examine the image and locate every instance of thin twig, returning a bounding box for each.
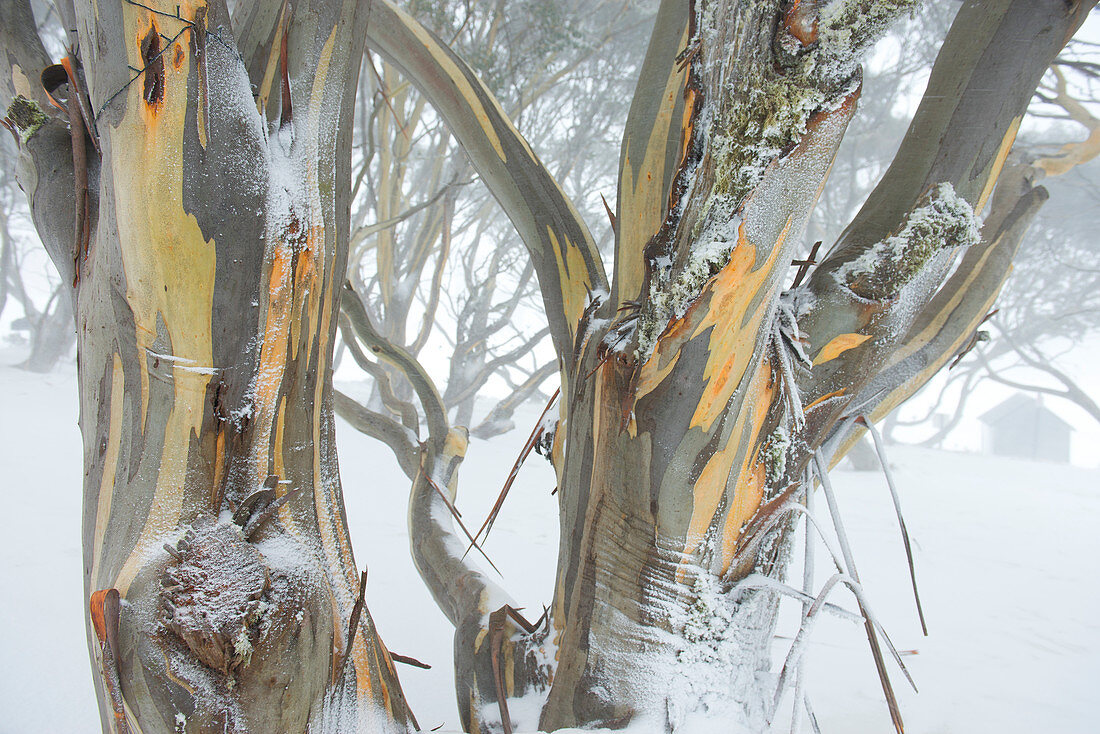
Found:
[791,241,822,288]
[859,416,928,636]
[466,388,560,554]
[600,192,617,234]
[813,451,905,734]
[792,468,816,734]
[803,694,822,734]
[390,652,431,669]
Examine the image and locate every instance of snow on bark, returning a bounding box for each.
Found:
[834,182,981,300]
[633,0,885,360]
[812,0,921,86]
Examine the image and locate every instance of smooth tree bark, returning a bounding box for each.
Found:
[2,0,1095,733]
[361,0,1094,732]
[3,0,415,731]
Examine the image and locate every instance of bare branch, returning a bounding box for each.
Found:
[334,389,420,478]
[364,0,608,373]
[611,0,691,310]
[342,282,449,449]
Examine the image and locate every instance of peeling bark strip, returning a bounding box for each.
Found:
[89,589,130,734]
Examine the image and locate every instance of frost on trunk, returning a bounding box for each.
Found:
[365,0,1094,732]
[3,0,415,731]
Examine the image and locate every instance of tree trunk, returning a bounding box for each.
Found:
[537,1,1092,731]
[4,0,415,730]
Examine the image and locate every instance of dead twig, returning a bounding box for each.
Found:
[390,652,431,669]
[466,388,560,554]
[813,451,906,734]
[600,192,617,235]
[419,452,501,575]
[791,241,822,288]
[949,308,998,369]
[339,568,369,680]
[858,416,928,635]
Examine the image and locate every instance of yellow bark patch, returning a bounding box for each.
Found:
[721,453,768,575]
[634,347,681,405]
[975,115,1022,215]
[615,30,690,303]
[445,427,470,458]
[812,332,872,365]
[687,219,789,432]
[548,226,593,339]
[113,1,217,595]
[255,1,291,119]
[804,388,847,412]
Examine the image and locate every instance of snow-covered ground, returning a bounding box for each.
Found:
[1,355,1097,733]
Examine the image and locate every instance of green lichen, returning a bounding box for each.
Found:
[837,183,980,300]
[635,233,737,355]
[4,95,48,145]
[817,0,921,78]
[762,426,790,485]
[711,78,829,207]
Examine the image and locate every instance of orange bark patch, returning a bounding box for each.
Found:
[804,388,847,412]
[718,361,775,574]
[687,219,788,432]
[784,0,820,45]
[677,84,699,170]
[812,332,872,365]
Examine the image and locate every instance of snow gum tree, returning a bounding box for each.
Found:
[0,0,1093,732]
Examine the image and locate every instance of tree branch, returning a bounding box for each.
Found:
[334,389,420,477]
[815,0,1093,277]
[342,282,449,449]
[1,0,80,288]
[611,0,690,310]
[364,0,608,374]
[803,0,1092,457]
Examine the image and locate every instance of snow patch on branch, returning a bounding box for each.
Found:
[811,0,921,86]
[834,183,981,299]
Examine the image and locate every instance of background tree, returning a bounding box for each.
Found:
[0,4,76,373]
[338,0,652,443]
